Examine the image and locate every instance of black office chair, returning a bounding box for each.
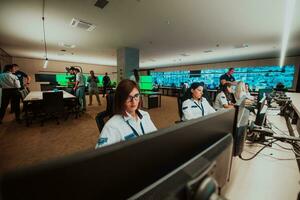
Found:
[41,91,64,125]
[175,95,185,123]
[95,91,115,133]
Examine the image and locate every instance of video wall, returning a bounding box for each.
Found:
[151,65,295,90]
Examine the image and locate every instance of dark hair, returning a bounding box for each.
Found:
[3,64,13,72]
[12,64,19,67]
[222,82,232,92]
[222,83,235,103]
[228,67,234,71]
[133,69,140,83]
[114,79,140,116]
[185,82,203,99]
[74,68,80,72]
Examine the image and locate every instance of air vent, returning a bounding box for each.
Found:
[203,50,213,53]
[70,18,96,31]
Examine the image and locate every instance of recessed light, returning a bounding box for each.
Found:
[234,44,249,49]
[58,42,76,48]
[180,53,190,57]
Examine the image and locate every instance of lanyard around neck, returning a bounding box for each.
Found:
[193,100,204,116]
[125,120,145,137]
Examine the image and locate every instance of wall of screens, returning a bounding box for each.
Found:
[151,65,295,90]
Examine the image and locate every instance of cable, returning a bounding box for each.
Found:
[42,0,48,59]
[239,139,279,161]
[243,150,300,161]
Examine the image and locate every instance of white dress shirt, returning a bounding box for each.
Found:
[0,72,21,89]
[182,97,216,121]
[95,109,157,148]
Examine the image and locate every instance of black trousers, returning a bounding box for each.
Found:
[103,86,108,97]
[0,88,20,121]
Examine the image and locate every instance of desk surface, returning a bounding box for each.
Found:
[24,91,75,101]
[141,91,162,95]
[287,92,300,116]
[223,109,300,200]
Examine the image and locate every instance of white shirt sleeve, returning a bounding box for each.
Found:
[95,124,122,148]
[182,99,194,121]
[220,93,229,106]
[202,98,216,114]
[11,74,21,88]
[144,112,157,132]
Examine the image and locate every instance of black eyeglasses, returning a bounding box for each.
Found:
[126,93,140,102]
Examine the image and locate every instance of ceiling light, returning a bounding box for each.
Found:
[234,44,248,49]
[180,53,190,57]
[279,0,296,67]
[58,42,76,48]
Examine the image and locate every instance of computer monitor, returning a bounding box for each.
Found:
[0,109,235,200]
[257,88,273,102]
[255,96,268,126]
[232,99,250,156]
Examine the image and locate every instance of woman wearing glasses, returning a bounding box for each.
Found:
[95,79,157,148]
[182,82,215,121]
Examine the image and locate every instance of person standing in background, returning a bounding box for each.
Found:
[12,64,31,91]
[219,68,237,91]
[130,69,140,85]
[102,72,111,97]
[73,67,86,112]
[10,64,31,113]
[0,64,21,124]
[87,70,101,106]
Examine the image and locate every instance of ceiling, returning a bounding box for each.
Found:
[0,0,299,68]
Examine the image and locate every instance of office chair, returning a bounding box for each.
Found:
[41,91,64,126]
[95,91,115,133]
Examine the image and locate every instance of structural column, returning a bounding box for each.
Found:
[116,47,139,83]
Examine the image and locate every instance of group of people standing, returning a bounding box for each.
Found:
[0,64,31,124]
[68,67,111,112]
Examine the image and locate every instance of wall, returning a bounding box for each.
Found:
[0,48,12,72]
[12,57,117,91]
[152,56,300,90]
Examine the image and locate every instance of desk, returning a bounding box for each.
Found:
[23,91,76,125]
[24,91,75,102]
[286,92,300,133]
[141,91,162,109]
[223,108,300,200]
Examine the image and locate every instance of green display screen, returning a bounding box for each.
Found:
[139,75,153,90]
[55,74,104,87]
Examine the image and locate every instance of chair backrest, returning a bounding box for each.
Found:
[106,92,115,118]
[42,91,64,113]
[177,96,184,120]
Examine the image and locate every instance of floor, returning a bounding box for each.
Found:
[0,95,178,173]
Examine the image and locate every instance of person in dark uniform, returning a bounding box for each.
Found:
[219,68,237,91]
[12,64,31,91]
[102,72,111,97]
[0,64,21,124]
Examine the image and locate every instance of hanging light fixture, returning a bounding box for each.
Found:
[42,0,48,68]
[279,0,296,67]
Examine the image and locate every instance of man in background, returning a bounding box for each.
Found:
[11,64,31,113]
[102,72,110,97]
[219,67,237,91]
[0,64,21,124]
[73,67,86,112]
[12,64,31,91]
[87,70,101,106]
